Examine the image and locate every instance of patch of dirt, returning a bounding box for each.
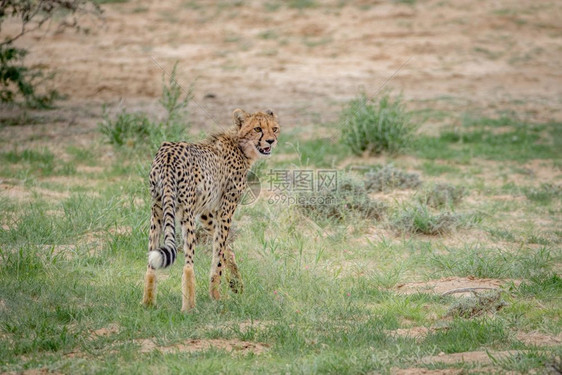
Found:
[136,338,269,355]
[516,331,562,347]
[0,182,71,202]
[108,226,133,236]
[76,165,104,174]
[396,277,520,296]
[205,320,274,333]
[91,324,120,338]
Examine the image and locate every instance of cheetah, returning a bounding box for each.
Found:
[142,109,280,311]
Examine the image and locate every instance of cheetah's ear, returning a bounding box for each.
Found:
[265,109,275,117]
[233,109,248,128]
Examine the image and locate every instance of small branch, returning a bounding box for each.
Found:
[441,287,497,296]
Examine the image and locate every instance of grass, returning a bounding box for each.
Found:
[429,246,556,279]
[391,203,475,235]
[364,164,422,192]
[1,97,561,373]
[340,93,416,156]
[98,63,191,154]
[417,183,467,208]
[414,115,562,163]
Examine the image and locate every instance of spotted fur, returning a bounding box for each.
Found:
[142,109,280,311]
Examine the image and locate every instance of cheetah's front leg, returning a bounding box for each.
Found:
[209,211,235,300]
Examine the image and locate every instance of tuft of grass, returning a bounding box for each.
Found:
[420,160,460,176]
[340,93,416,156]
[524,183,561,205]
[98,110,152,147]
[364,164,422,192]
[515,274,562,299]
[417,183,467,208]
[429,246,554,279]
[489,351,554,373]
[98,63,191,152]
[288,0,316,9]
[391,203,471,235]
[446,291,508,318]
[422,318,509,354]
[297,175,387,222]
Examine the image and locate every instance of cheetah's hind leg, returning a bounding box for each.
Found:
[225,247,243,294]
[142,199,163,307]
[142,266,157,307]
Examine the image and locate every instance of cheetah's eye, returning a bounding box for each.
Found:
[272,127,279,133]
[254,127,262,133]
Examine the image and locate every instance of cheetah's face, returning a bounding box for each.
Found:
[234,109,280,160]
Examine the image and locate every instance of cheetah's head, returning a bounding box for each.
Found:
[234,109,280,160]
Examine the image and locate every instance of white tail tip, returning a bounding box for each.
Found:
[148,251,163,269]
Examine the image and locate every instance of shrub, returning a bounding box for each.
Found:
[524,183,561,205]
[98,110,152,147]
[391,203,471,235]
[0,1,101,107]
[446,291,507,318]
[417,182,467,208]
[297,175,387,221]
[98,63,191,151]
[340,93,416,155]
[0,44,59,108]
[364,164,421,192]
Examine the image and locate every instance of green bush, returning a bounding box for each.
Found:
[98,63,191,151]
[417,182,467,208]
[0,44,59,108]
[364,164,422,192]
[340,93,415,155]
[391,203,473,235]
[0,1,101,107]
[297,175,387,221]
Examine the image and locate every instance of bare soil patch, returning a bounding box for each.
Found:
[396,277,520,296]
[90,324,120,339]
[516,331,562,347]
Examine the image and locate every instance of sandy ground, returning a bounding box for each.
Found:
[2,0,562,135]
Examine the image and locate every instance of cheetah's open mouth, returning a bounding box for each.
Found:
[257,146,271,156]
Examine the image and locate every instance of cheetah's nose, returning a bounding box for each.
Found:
[266,139,275,145]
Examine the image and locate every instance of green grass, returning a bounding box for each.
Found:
[340,93,416,156]
[414,115,562,163]
[1,99,561,373]
[428,246,556,279]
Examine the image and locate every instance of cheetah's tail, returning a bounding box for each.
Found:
[148,165,177,269]
[148,245,176,269]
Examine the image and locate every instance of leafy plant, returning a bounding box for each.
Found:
[417,183,467,208]
[364,164,422,192]
[0,44,59,108]
[98,63,191,151]
[297,175,387,221]
[391,203,472,235]
[340,93,416,155]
